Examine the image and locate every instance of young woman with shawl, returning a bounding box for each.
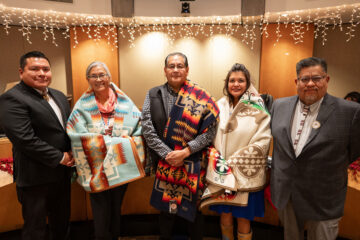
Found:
[200,63,271,240]
[67,61,145,240]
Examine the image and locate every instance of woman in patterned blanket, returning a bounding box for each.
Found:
[67,61,145,240]
[201,63,271,240]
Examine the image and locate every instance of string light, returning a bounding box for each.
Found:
[274,14,282,45]
[0,3,359,49]
[346,7,360,42]
[18,9,32,44]
[261,13,270,39]
[290,11,305,44]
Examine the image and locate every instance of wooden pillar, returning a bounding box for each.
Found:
[70,26,119,103]
[259,23,314,99]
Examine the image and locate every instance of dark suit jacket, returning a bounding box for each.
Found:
[0,81,71,187]
[270,93,360,221]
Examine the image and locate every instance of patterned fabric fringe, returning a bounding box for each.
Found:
[156,160,199,195]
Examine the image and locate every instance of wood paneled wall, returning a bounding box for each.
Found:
[70,27,119,104]
[259,23,314,99]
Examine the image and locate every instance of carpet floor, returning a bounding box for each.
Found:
[0,215,350,240]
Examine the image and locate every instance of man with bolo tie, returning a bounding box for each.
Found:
[270,57,360,240]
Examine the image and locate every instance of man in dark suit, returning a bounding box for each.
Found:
[270,57,360,240]
[0,51,74,240]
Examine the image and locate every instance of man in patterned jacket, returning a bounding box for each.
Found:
[141,52,219,240]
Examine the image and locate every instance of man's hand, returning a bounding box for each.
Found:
[60,152,75,167]
[165,147,191,167]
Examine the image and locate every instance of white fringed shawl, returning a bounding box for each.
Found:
[201,85,271,208]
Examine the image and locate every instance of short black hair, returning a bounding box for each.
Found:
[223,63,251,105]
[20,51,50,70]
[164,52,188,68]
[344,91,360,103]
[296,57,327,77]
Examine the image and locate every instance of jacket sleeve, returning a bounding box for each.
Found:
[0,93,63,168]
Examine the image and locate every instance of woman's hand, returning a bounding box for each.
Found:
[165,147,191,167]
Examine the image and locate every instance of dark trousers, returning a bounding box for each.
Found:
[89,184,128,240]
[159,211,204,240]
[16,180,71,240]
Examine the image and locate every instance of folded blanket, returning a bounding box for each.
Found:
[67,83,145,192]
[150,80,219,222]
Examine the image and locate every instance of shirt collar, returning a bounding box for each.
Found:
[299,97,324,113]
[166,83,178,96]
[34,87,48,95]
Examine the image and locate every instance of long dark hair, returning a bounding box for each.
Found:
[223,63,251,105]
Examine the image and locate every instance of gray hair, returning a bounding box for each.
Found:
[164,52,188,68]
[86,61,112,79]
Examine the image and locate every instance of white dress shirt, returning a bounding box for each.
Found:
[291,98,323,157]
[35,88,66,163]
[35,88,64,129]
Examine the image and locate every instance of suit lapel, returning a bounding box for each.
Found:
[48,89,67,127]
[302,94,335,150]
[40,91,65,129]
[20,82,65,129]
[285,96,299,149]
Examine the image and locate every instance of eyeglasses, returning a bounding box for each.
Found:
[298,75,326,84]
[88,74,108,80]
[166,64,186,70]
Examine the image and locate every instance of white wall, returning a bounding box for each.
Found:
[0,0,112,15]
[118,26,261,107]
[3,0,359,17]
[265,0,360,12]
[134,0,241,17]
[2,0,241,17]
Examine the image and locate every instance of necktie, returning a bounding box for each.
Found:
[42,92,49,101]
[293,105,310,151]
